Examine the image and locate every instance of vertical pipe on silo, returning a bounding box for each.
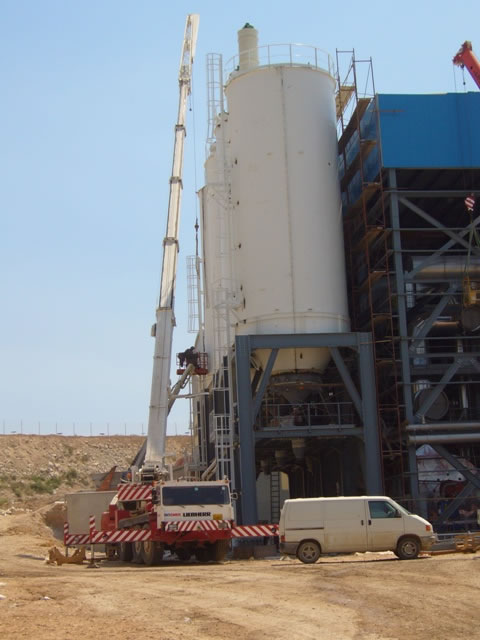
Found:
[238,23,259,71]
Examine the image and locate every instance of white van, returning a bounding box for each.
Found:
[279,496,436,563]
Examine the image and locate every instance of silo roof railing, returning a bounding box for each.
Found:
[224,43,335,82]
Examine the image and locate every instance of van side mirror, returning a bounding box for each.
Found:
[395,510,401,518]
[231,491,239,501]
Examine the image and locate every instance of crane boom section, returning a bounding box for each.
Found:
[146,14,199,467]
[453,41,480,90]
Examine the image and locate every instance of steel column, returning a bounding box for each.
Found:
[357,333,383,493]
[388,170,419,503]
[252,348,278,420]
[234,335,258,524]
[330,347,363,417]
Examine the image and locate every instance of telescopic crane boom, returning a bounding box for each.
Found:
[453,41,480,90]
[145,14,199,469]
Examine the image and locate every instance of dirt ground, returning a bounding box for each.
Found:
[1,511,480,640]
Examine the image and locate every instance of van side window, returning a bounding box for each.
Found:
[368,500,398,519]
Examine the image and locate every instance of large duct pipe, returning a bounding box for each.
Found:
[412,380,449,421]
[406,422,480,432]
[409,256,480,281]
[408,433,480,444]
[238,23,259,71]
[410,318,460,367]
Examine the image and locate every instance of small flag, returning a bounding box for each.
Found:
[465,194,475,211]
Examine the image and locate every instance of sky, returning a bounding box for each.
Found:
[1,0,479,437]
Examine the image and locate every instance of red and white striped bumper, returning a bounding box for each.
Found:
[232,524,278,537]
[163,520,231,532]
[63,517,152,546]
[64,523,90,546]
[88,515,151,544]
[64,518,279,547]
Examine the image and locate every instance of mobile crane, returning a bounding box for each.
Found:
[453,41,480,90]
[144,14,199,473]
[63,15,277,565]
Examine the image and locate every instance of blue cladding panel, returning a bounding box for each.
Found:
[377,93,480,168]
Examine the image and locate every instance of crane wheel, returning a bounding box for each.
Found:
[211,540,230,562]
[119,542,133,562]
[132,529,144,564]
[142,525,163,566]
[175,547,192,562]
[195,547,209,563]
[105,544,118,561]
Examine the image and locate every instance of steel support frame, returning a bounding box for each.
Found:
[432,443,480,493]
[387,171,480,511]
[234,332,382,525]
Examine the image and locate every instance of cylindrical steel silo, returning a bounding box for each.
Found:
[223,44,349,372]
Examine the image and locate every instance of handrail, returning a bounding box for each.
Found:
[224,42,335,82]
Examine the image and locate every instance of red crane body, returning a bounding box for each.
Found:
[453,41,480,90]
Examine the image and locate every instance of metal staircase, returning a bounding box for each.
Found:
[270,471,281,523]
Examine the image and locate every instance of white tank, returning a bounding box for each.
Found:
[224,49,349,372]
[202,39,349,373]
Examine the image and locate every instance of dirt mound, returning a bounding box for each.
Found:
[0,435,190,511]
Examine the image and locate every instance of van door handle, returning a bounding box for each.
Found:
[368,519,371,525]
[361,519,364,525]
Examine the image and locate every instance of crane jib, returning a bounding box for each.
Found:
[145,14,199,468]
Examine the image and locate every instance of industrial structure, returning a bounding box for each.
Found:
[337,52,480,530]
[180,27,480,532]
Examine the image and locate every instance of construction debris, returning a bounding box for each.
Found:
[454,533,480,553]
[46,546,86,566]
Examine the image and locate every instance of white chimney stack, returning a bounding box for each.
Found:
[237,22,259,71]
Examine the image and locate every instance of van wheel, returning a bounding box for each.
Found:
[395,537,420,560]
[297,540,321,564]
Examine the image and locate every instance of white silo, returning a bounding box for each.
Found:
[219,27,350,373]
[195,25,356,509]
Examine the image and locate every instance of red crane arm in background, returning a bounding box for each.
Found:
[453,41,480,90]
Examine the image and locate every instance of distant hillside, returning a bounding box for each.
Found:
[0,435,191,510]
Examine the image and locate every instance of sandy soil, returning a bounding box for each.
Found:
[1,511,479,640]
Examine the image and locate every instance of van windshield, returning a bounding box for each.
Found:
[394,502,411,516]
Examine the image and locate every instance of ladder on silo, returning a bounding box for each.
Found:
[186,255,201,334]
[206,53,224,149]
[186,246,208,474]
[270,471,281,523]
[211,288,235,484]
[207,50,237,487]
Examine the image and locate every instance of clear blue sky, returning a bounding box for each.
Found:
[1,0,478,436]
